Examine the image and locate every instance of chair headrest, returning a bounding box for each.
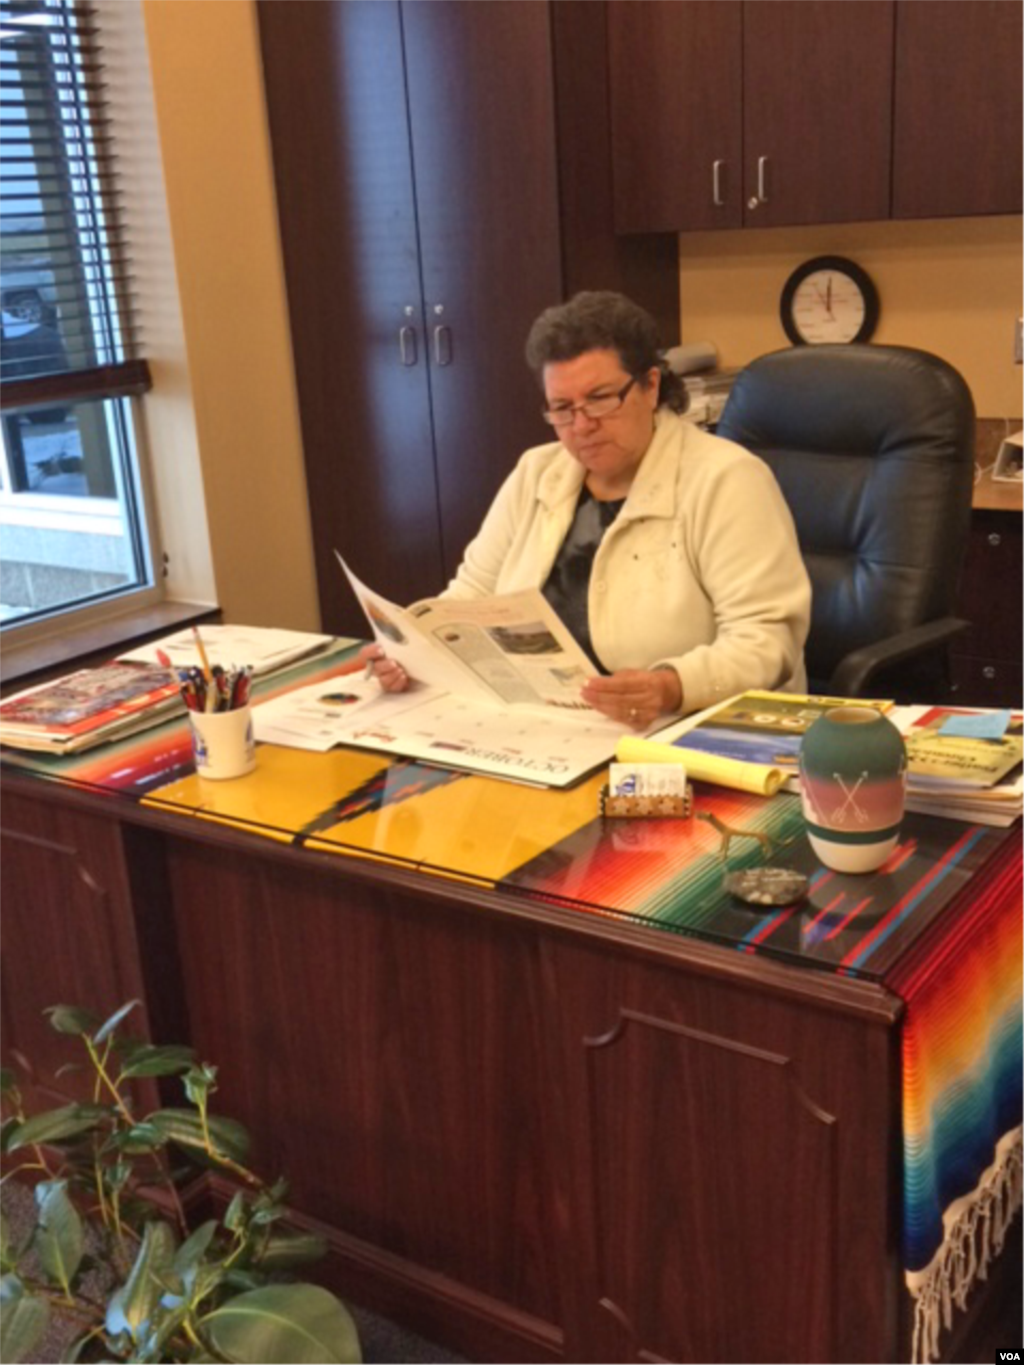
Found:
[718,344,975,463]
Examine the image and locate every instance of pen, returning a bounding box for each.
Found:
[192,626,213,685]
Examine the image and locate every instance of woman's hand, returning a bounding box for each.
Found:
[581,667,682,729]
[358,642,411,693]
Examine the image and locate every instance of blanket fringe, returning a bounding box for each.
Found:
[907,1126,1023,1365]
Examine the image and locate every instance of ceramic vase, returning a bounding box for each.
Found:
[799,706,907,873]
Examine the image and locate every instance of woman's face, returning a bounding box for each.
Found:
[542,348,660,497]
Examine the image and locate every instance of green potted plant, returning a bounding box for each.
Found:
[0,1001,361,1364]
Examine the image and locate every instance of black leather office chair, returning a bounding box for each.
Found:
[717,344,975,699]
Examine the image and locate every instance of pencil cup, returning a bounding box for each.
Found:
[188,705,256,780]
[798,706,906,874]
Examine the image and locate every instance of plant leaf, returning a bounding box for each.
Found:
[224,1191,246,1233]
[105,1219,176,1342]
[203,1283,362,1364]
[183,1063,218,1107]
[0,1275,51,1364]
[112,1121,166,1155]
[172,1218,217,1277]
[0,1067,15,1096]
[251,1230,327,1271]
[59,1330,92,1363]
[44,1006,97,1037]
[0,1118,21,1155]
[7,1103,110,1152]
[119,1045,196,1079]
[160,1219,220,1310]
[93,999,141,1046]
[33,1181,84,1295]
[146,1108,250,1165]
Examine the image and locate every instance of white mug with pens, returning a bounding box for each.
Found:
[165,628,257,780]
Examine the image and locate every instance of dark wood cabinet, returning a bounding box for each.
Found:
[609,1,893,233]
[893,0,1023,220]
[951,508,1023,706]
[259,1,679,637]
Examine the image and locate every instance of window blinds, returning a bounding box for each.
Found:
[0,0,148,400]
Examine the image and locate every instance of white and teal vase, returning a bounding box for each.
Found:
[799,706,907,874]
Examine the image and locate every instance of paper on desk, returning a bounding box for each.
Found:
[121,625,335,676]
[938,709,1011,740]
[252,675,401,750]
[615,735,784,797]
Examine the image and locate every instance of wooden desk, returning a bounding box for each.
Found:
[2,676,1019,1363]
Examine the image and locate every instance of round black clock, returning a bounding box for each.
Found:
[780,256,880,346]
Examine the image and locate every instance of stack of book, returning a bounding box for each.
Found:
[897,705,1023,827]
[0,663,184,755]
[0,625,339,758]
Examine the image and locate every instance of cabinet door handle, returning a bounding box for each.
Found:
[988,532,1002,547]
[757,155,770,204]
[398,325,417,367]
[433,324,453,367]
[712,159,725,207]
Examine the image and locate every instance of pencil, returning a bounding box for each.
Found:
[192,626,213,684]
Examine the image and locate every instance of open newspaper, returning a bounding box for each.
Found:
[252,557,672,787]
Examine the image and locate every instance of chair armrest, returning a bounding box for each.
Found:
[828,618,970,697]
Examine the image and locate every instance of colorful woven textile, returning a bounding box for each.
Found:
[887,840,1023,1364]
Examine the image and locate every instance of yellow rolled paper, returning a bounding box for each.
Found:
[615,736,785,797]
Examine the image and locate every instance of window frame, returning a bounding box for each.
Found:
[0,0,165,649]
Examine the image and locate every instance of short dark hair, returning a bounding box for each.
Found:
[524,290,687,412]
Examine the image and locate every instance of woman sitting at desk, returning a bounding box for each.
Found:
[364,290,811,729]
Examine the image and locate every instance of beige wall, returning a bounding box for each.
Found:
[679,216,1023,417]
[142,0,320,630]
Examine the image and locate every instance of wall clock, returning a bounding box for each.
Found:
[780,255,880,346]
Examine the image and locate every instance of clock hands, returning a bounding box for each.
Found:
[814,277,836,320]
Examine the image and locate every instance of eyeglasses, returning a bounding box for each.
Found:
[541,377,637,427]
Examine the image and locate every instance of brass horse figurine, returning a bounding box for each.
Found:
[696,810,789,863]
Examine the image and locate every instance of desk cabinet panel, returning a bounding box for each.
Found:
[951,509,1023,707]
[893,0,1023,220]
[0,793,175,1107]
[546,941,899,1363]
[164,839,566,1348]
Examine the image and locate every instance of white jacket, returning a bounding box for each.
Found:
[445,409,811,715]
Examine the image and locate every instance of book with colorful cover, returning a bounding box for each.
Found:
[663,690,893,781]
[0,662,184,754]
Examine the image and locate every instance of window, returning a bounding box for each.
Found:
[0,0,156,631]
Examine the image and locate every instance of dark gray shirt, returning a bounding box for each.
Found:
[541,487,625,672]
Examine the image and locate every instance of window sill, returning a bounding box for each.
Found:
[1,599,221,693]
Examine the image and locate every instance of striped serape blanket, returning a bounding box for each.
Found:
[889,839,1022,1364]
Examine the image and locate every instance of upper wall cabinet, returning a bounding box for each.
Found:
[892,0,1023,219]
[609,1,894,233]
